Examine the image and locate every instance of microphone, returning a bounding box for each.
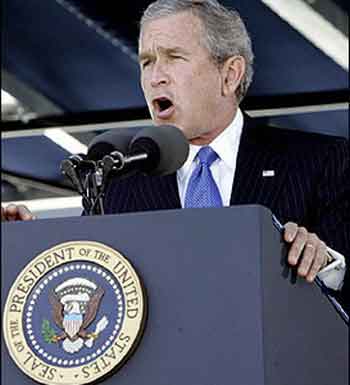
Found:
[60,158,86,195]
[99,125,189,178]
[62,125,189,215]
[61,153,105,215]
[87,127,140,161]
[69,153,87,164]
[128,125,189,176]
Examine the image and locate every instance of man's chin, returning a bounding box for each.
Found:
[154,117,178,128]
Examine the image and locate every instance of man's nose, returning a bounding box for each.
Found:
[150,62,170,87]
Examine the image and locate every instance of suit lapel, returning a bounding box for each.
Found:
[134,116,289,212]
[230,119,288,211]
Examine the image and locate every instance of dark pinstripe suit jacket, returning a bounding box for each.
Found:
[103,117,350,311]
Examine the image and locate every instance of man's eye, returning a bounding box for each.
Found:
[170,55,183,60]
[141,60,151,69]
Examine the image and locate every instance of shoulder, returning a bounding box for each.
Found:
[243,115,348,155]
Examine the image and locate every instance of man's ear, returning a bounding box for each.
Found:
[221,56,246,97]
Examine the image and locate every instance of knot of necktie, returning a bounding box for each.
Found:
[184,146,223,208]
[197,146,219,167]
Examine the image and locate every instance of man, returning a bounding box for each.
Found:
[2,0,349,311]
[103,0,349,311]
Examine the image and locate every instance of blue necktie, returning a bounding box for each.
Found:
[184,147,223,208]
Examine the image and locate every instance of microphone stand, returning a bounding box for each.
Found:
[61,151,142,216]
[61,156,105,216]
[61,145,151,216]
[99,151,148,188]
[101,151,148,176]
[86,166,104,215]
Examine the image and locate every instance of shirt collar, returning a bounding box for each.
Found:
[178,108,244,181]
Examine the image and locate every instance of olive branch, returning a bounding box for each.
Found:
[41,319,57,343]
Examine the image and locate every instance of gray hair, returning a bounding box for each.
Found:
[140,0,254,103]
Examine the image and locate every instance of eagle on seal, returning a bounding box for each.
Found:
[49,277,105,353]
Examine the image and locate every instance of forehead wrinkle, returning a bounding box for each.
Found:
[139,45,189,61]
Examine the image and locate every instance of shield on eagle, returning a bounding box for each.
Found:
[49,277,105,353]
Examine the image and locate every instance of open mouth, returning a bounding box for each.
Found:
[153,97,175,118]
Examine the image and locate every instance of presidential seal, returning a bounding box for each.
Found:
[3,241,147,385]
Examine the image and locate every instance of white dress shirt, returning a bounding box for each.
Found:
[177,108,243,206]
[177,108,345,291]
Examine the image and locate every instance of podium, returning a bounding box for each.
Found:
[1,205,348,385]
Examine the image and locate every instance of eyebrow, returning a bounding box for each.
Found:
[138,47,190,62]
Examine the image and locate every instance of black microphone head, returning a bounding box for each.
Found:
[60,159,73,174]
[129,125,189,176]
[69,153,87,165]
[87,127,140,161]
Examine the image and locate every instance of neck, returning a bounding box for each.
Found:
[189,107,238,146]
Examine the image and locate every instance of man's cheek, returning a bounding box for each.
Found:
[140,75,148,92]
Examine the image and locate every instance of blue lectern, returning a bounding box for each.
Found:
[1,205,348,385]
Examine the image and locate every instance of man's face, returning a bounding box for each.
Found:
[139,12,233,143]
